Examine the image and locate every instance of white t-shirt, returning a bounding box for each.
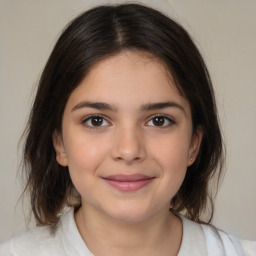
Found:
[0,209,255,255]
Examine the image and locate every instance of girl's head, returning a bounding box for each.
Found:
[23,3,223,226]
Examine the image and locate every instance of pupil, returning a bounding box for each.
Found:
[153,117,164,126]
[92,117,103,126]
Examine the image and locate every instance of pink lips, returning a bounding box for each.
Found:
[102,174,155,192]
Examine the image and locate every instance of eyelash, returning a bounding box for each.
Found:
[81,114,175,129]
[82,115,111,129]
[146,114,175,128]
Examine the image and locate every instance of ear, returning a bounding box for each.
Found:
[52,130,68,167]
[187,126,203,166]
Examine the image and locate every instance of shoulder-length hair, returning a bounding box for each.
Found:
[22,3,224,227]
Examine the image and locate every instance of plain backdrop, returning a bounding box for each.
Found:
[0,0,255,243]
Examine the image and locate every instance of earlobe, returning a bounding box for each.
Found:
[187,126,203,166]
[52,130,68,167]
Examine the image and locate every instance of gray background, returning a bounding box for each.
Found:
[1,0,255,242]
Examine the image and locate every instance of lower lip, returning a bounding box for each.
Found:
[103,178,154,192]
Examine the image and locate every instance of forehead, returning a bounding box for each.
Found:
[66,50,189,112]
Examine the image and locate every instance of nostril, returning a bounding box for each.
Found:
[114,155,143,165]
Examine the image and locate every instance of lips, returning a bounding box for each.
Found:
[102,174,155,192]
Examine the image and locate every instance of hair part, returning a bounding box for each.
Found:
[22,3,224,227]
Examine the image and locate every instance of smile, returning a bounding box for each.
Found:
[102,174,155,192]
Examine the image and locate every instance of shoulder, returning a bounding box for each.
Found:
[0,225,66,256]
[240,239,256,256]
[0,209,92,256]
[201,223,256,256]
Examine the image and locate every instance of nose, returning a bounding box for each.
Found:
[111,125,146,164]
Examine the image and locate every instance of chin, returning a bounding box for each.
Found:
[104,203,157,223]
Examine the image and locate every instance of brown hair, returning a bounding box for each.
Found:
[22,3,224,227]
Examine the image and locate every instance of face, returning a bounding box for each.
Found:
[53,51,202,223]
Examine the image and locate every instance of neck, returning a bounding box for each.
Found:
[75,203,182,256]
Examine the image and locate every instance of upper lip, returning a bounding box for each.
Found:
[102,174,154,182]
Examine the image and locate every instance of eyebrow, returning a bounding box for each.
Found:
[72,101,117,112]
[72,100,185,114]
[140,101,185,113]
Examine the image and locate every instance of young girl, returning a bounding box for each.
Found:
[0,3,255,256]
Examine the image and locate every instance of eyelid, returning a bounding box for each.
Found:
[80,113,175,129]
[82,114,111,129]
[145,114,175,127]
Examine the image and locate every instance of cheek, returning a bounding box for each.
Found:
[149,134,191,194]
[64,135,109,189]
[65,133,107,167]
[151,133,191,170]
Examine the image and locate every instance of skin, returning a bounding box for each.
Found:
[53,50,202,256]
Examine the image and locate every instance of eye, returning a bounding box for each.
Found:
[82,115,110,128]
[146,115,174,127]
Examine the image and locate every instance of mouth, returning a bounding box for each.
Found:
[102,174,155,192]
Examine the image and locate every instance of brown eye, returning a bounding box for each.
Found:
[153,117,165,126]
[91,117,103,126]
[83,115,109,128]
[146,115,174,127]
